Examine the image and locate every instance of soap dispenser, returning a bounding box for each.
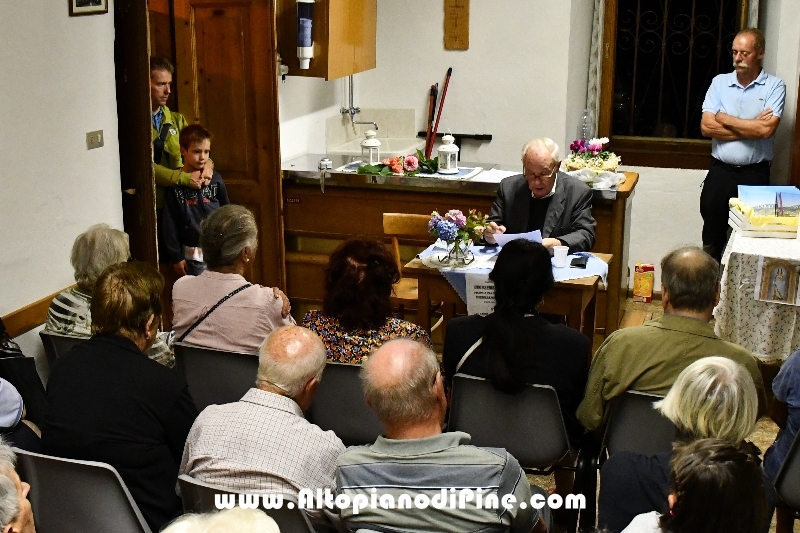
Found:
[361,130,381,166]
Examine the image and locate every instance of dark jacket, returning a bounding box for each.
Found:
[443,314,590,448]
[161,171,229,264]
[488,173,596,253]
[42,334,198,531]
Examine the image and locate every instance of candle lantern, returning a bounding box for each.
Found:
[360,130,381,166]
[437,134,459,174]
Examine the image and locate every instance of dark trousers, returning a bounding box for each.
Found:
[700,158,770,262]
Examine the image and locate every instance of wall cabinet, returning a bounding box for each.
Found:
[277,0,376,80]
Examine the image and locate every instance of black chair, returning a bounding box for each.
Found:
[305,362,383,447]
[38,331,84,368]
[448,374,594,533]
[602,390,675,457]
[173,342,258,412]
[14,448,151,533]
[178,474,315,533]
[774,431,800,533]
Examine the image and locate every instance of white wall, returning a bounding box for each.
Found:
[0,3,121,336]
[278,76,344,161]
[760,0,800,184]
[621,166,705,288]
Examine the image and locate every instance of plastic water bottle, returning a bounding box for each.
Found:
[577,109,595,141]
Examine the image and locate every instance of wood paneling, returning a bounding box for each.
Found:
[2,287,74,339]
[276,0,376,80]
[148,0,178,109]
[115,0,158,265]
[174,0,285,288]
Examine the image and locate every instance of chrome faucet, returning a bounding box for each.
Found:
[340,75,378,131]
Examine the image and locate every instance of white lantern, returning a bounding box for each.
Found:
[360,130,381,166]
[437,134,459,174]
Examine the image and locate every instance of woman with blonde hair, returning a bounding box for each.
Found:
[598,356,772,533]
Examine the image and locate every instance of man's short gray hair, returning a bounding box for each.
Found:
[71,224,130,290]
[655,356,757,444]
[0,437,19,529]
[256,327,327,398]
[162,507,280,533]
[200,205,258,269]
[521,138,560,164]
[661,246,719,312]
[361,340,440,427]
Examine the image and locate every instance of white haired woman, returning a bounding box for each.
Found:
[171,205,293,353]
[45,223,173,367]
[162,507,280,533]
[598,356,774,533]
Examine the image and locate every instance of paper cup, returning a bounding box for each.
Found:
[553,246,569,268]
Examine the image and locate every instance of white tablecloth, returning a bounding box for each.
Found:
[714,232,800,362]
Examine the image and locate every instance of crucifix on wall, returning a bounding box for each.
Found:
[444,0,469,50]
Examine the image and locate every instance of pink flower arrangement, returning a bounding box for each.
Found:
[444,209,467,228]
[429,208,489,244]
[403,155,419,172]
[359,153,424,176]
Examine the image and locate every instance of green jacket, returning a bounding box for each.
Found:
[152,106,191,207]
[576,314,766,432]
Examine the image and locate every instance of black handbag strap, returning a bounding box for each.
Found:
[153,121,172,164]
[177,283,253,343]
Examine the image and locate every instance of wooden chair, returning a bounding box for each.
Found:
[382,213,447,331]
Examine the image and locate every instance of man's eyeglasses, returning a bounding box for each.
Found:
[730,49,752,58]
[523,163,559,182]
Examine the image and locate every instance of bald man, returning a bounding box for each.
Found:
[335,339,547,533]
[576,246,766,432]
[485,138,596,254]
[178,326,344,528]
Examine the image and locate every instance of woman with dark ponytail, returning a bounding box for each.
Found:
[442,239,590,447]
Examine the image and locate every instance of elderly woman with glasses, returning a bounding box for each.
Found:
[171,205,293,354]
[483,137,596,253]
[45,223,173,366]
[42,262,198,532]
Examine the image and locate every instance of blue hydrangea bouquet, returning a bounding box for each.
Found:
[428,209,489,265]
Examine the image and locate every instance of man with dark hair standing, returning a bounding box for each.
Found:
[576,246,766,432]
[700,28,786,262]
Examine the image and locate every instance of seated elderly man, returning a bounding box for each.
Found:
[0,436,35,533]
[179,326,344,531]
[336,339,547,533]
[576,246,766,432]
[484,138,596,253]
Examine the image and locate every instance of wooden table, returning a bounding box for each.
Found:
[403,253,612,342]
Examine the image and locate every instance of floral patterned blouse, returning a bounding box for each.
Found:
[301,310,432,364]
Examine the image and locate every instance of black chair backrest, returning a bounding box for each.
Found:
[305,362,383,447]
[14,448,151,533]
[602,390,676,457]
[38,331,84,367]
[448,374,571,469]
[173,342,258,412]
[775,430,800,510]
[178,474,314,533]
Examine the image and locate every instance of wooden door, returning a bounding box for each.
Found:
[115,0,158,265]
[173,0,285,287]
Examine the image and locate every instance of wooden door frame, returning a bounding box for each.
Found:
[115,0,158,266]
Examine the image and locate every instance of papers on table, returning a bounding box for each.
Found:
[493,230,542,247]
[470,168,518,183]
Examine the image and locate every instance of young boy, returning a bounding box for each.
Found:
[162,124,229,276]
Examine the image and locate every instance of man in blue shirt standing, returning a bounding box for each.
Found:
[700,28,786,262]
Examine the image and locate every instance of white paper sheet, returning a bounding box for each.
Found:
[469,169,519,183]
[493,230,542,247]
[466,273,496,316]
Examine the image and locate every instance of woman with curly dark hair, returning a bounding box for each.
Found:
[301,237,431,364]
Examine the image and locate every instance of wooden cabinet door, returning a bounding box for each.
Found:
[173,0,285,288]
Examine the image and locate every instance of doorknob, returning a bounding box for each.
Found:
[122,189,136,195]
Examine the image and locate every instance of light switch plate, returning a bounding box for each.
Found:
[86,130,104,150]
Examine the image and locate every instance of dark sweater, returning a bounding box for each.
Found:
[42,334,198,531]
[443,313,590,447]
[161,171,229,264]
[527,195,553,232]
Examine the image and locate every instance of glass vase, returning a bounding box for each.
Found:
[438,238,474,266]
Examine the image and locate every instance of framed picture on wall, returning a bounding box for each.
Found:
[69,0,108,16]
